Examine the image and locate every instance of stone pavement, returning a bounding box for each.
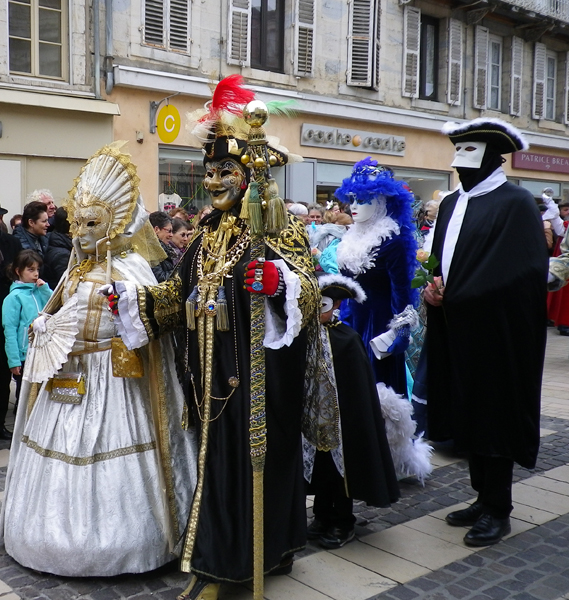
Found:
[0,328,567,600]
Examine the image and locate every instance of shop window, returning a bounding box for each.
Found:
[227,0,285,73]
[347,0,380,90]
[144,0,190,53]
[158,148,210,213]
[9,0,66,79]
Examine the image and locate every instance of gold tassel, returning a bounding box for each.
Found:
[186,286,199,330]
[77,376,86,395]
[264,180,288,234]
[239,185,250,221]
[216,286,229,332]
[248,181,264,237]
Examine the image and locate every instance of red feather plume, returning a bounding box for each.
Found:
[210,74,255,116]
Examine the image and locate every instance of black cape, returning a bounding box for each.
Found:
[307,322,400,506]
[426,181,548,468]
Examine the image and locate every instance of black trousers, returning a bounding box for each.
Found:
[311,451,355,530]
[469,453,514,519]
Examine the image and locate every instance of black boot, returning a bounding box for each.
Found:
[464,514,511,547]
[445,502,484,526]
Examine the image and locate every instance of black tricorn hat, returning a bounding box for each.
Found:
[202,134,247,166]
[318,273,367,304]
[442,118,529,155]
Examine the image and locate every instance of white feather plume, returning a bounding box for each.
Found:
[377,382,433,485]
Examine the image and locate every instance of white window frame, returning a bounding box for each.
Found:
[143,0,191,53]
[487,34,502,111]
[8,0,67,80]
[545,50,557,121]
[227,0,251,66]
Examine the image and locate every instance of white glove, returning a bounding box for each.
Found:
[97,284,114,297]
[32,315,47,334]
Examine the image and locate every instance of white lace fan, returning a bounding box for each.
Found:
[23,295,79,384]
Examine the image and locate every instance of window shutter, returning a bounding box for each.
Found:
[565,52,569,124]
[144,0,164,46]
[228,0,251,66]
[533,42,546,119]
[447,19,463,105]
[294,0,315,77]
[372,0,381,90]
[168,0,189,51]
[402,6,420,98]
[473,26,488,109]
[510,36,523,117]
[347,0,374,87]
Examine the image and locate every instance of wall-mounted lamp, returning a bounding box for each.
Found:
[149,92,180,134]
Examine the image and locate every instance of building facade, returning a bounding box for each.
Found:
[3,0,569,215]
[0,0,118,218]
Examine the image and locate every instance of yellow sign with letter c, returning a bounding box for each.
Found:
[157,105,181,143]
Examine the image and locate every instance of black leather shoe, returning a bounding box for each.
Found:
[445,502,484,526]
[319,526,355,549]
[268,557,293,576]
[464,514,511,547]
[307,518,328,540]
[0,427,13,441]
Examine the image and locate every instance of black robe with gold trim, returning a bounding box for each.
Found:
[139,210,319,583]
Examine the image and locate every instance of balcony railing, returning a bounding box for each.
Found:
[501,0,569,23]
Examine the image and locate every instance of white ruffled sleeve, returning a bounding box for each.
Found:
[263,259,303,350]
[114,281,150,350]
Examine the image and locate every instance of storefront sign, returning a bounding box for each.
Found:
[301,124,405,156]
[512,151,569,174]
[157,105,181,144]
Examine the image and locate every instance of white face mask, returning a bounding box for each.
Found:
[350,199,376,223]
[321,296,334,313]
[451,141,487,169]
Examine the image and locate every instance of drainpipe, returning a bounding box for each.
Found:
[93,0,101,98]
[105,0,114,95]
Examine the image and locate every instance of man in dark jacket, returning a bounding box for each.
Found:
[0,226,23,439]
[44,207,72,289]
[425,119,547,547]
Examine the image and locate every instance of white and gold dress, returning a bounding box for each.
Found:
[1,249,197,576]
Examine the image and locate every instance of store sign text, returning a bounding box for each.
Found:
[301,124,405,156]
[512,151,569,174]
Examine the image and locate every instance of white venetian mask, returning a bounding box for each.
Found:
[451,141,487,169]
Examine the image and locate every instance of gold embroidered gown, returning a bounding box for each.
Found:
[1,251,197,576]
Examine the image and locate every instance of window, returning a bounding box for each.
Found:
[510,36,524,117]
[294,0,315,77]
[9,0,65,79]
[251,0,284,72]
[419,15,439,101]
[447,19,463,105]
[227,0,285,72]
[144,0,190,53]
[545,51,556,120]
[347,0,381,89]
[488,35,502,110]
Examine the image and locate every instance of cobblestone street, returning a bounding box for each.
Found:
[0,328,567,600]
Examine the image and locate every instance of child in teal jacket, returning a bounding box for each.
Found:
[2,250,52,400]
